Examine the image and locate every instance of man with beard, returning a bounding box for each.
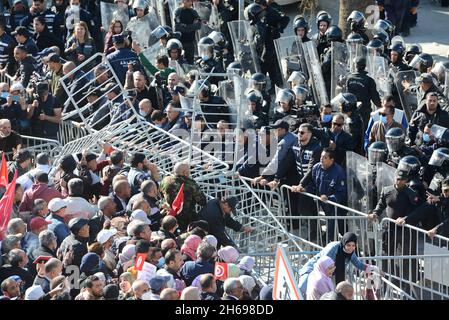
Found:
[127,153,160,196]
[0,119,22,161]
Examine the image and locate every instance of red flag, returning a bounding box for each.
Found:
[214,262,228,281]
[169,183,184,216]
[134,253,147,271]
[0,170,18,239]
[0,152,8,186]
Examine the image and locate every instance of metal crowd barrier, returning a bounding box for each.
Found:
[0,73,14,86]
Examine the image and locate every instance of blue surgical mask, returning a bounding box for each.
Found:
[0,92,8,99]
[380,115,387,124]
[12,95,20,102]
[201,55,210,61]
[423,133,431,143]
[157,257,165,268]
[139,110,148,117]
[322,114,332,123]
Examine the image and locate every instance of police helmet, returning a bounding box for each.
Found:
[390,43,405,57]
[372,29,390,46]
[226,61,243,76]
[316,11,332,28]
[332,92,357,113]
[368,141,388,165]
[287,71,307,86]
[367,38,384,54]
[198,36,215,57]
[346,32,364,44]
[166,38,183,55]
[251,73,267,92]
[431,61,449,83]
[292,85,309,105]
[385,127,405,153]
[132,0,147,10]
[397,155,421,178]
[151,26,173,40]
[195,79,211,98]
[244,3,264,22]
[293,15,309,33]
[429,147,449,167]
[347,10,366,31]
[325,25,343,43]
[410,53,434,72]
[275,88,295,108]
[208,31,227,48]
[247,89,264,111]
[372,19,394,37]
[406,44,422,57]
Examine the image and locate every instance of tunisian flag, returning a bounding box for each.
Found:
[214,262,229,281]
[0,170,18,240]
[0,152,8,186]
[169,183,185,216]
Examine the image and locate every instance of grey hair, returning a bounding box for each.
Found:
[1,235,22,254]
[173,162,189,175]
[335,281,354,294]
[7,218,25,235]
[141,180,156,194]
[332,113,345,122]
[39,229,57,248]
[32,198,47,215]
[223,278,242,295]
[127,220,146,237]
[132,279,148,291]
[98,196,114,211]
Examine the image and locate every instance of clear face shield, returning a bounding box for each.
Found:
[429,149,449,167]
[199,44,213,61]
[368,147,387,164]
[287,71,307,87]
[431,62,449,83]
[292,86,309,106]
[250,79,265,92]
[152,26,169,40]
[385,134,404,153]
[431,124,448,142]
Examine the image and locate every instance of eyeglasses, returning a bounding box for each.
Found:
[332,122,343,127]
[298,131,308,135]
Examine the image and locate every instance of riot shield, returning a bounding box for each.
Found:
[394,70,419,122]
[194,1,219,37]
[367,53,390,98]
[167,0,181,30]
[346,40,367,73]
[302,40,328,107]
[376,162,396,204]
[65,5,80,32]
[331,41,349,100]
[149,0,166,26]
[346,151,369,213]
[227,20,261,76]
[100,1,130,31]
[274,36,304,87]
[126,16,153,48]
[140,42,164,78]
[445,70,449,99]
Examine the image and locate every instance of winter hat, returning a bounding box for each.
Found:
[239,275,256,295]
[119,244,136,264]
[259,284,273,300]
[80,253,100,273]
[218,246,239,263]
[203,235,218,249]
[238,256,255,272]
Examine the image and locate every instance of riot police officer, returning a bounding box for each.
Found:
[250,72,271,114]
[334,92,365,155]
[255,0,290,40]
[292,15,310,43]
[166,38,188,66]
[405,43,422,65]
[428,147,449,195]
[367,141,389,210]
[346,11,369,45]
[195,36,225,85]
[244,89,269,130]
[321,25,343,98]
[397,155,426,201]
[245,3,282,91]
[174,0,202,64]
[196,79,230,126]
[313,11,332,57]
[410,53,434,74]
[272,88,295,122]
[346,57,382,128]
[385,127,418,167]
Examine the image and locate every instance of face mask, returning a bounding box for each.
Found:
[0,92,8,99]
[70,4,80,11]
[423,133,431,143]
[322,114,332,123]
[139,110,148,117]
[157,257,165,268]
[380,115,387,124]
[201,55,210,61]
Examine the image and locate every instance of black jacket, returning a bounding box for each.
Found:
[406,104,449,146]
[346,71,382,111]
[88,212,107,243]
[199,198,242,248]
[58,234,89,268]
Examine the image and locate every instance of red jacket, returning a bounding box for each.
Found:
[19,183,64,212]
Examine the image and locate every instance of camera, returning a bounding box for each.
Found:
[296,103,320,123]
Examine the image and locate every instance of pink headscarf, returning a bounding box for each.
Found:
[306,256,335,300]
[181,235,202,261]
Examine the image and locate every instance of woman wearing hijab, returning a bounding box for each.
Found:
[297,232,377,297]
[181,235,202,262]
[306,256,336,300]
[118,272,135,300]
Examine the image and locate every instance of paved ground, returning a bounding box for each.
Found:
[280,0,449,62]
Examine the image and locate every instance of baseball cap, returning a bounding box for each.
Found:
[130,210,151,225]
[30,216,52,231]
[100,82,120,95]
[68,217,89,234]
[271,119,289,131]
[25,285,45,300]
[148,275,171,291]
[48,198,67,212]
[112,34,125,44]
[9,82,24,92]
[96,228,118,244]
[43,53,63,64]
[416,73,433,84]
